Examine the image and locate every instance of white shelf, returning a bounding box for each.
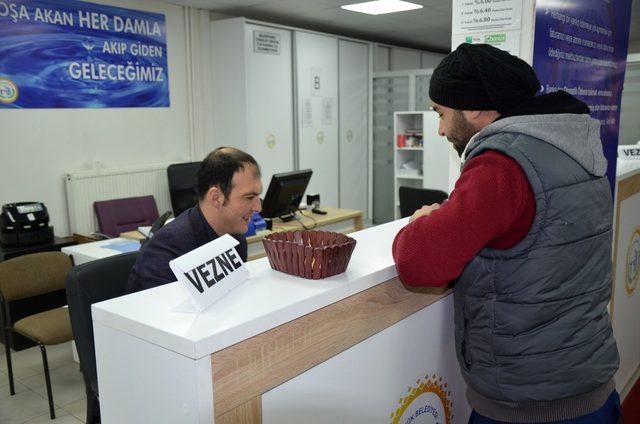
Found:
[393,110,459,219]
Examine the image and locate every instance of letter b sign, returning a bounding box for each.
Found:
[311,67,323,96]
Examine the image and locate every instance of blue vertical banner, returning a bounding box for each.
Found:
[532,0,632,192]
[0,0,169,108]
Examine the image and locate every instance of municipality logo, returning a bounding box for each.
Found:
[626,228,640,295]
[0,78,18,104]
[390,374,453,424]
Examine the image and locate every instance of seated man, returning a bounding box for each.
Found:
[126,147,263,293]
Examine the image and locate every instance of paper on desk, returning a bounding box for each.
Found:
[137,226,152,237]
[138,218,175,238]
[101,240,140,253]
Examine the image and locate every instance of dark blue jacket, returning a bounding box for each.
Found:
[126,205,247,293]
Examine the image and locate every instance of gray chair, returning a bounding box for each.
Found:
[66,251,139,424]
[0,252,73,420]
[398,186,449,218]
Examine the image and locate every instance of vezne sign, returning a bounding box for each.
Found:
[169,234,249,312]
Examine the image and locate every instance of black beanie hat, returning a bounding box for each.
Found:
[429,43,540,113]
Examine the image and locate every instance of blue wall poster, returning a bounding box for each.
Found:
[532,0,633,192]
[0,0,169,108]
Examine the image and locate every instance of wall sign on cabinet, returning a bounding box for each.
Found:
[253,30,281,55]
[311,67,323,96]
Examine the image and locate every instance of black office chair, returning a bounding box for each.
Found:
[398,186,449,218]
[65,251,139,424]
[167,162,200,216]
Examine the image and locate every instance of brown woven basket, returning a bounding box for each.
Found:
[262,230,357,279]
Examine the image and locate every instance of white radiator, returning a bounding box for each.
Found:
[65,163,173,237]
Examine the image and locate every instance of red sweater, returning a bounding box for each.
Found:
[392,151,535,287]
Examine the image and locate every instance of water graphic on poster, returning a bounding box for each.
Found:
[532,0,633,192]
[0,0,169,108]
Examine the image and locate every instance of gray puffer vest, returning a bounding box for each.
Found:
[455,113,619,421]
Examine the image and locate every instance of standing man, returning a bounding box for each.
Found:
[126,147,263,293]
[392,44,620,423]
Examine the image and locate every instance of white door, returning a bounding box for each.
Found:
[295,31,339,207]
[338,40,368,213]
[245,24,295,189]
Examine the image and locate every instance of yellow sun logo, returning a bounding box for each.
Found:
[390,374,453,424]
[626,228,640,295]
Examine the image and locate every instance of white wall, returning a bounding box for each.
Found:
[389,47,421,70]
[374,44,445,72]
[420,51,446,68]
[374,45,391,72]
[0,2,448,237]
[210,17,247,154]
[619,59,640,145]
[0,0,192,237]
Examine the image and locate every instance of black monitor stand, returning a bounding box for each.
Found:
[276,197,301,222]
[278,212,296,222]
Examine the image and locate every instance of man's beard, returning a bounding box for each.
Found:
[448,111,479,157]
[449,139,467,157]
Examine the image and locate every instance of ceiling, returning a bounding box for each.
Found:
[165,0,639,55]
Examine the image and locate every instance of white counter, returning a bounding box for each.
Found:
[93,219,402,359]
[92,219,470,424]
[611,168,640,399]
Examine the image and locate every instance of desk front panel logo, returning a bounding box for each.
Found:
[626,228,640,295]
[0,78,18,104]
[390,373,452,424]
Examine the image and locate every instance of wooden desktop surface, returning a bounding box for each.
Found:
[247,207,363,243]
[120,207,364,243]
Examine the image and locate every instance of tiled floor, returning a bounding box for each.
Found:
[0,342,86,423]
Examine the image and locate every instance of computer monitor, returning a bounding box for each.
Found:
[261,169,313,221]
